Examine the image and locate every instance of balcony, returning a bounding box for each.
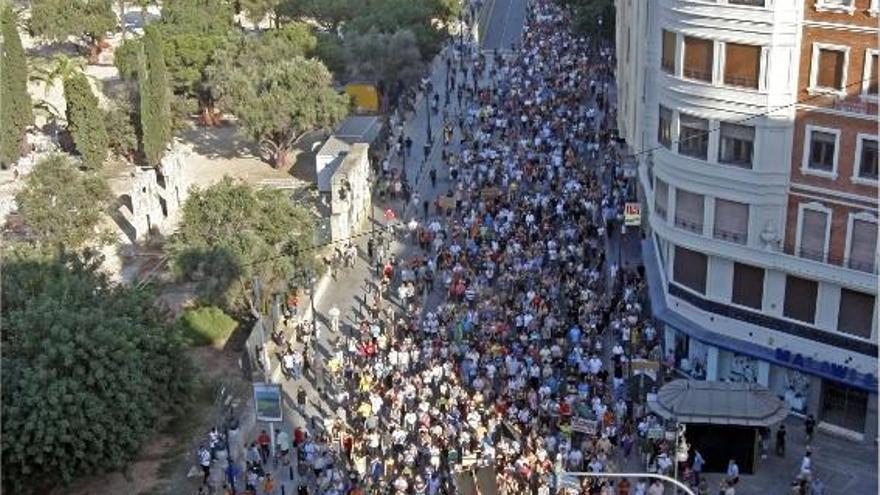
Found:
[656,204,668,220]
[682,68,713,83]
[675,217,703,234]
[713,227,747,245]
[783,243,878,275]
[727,0,766,6]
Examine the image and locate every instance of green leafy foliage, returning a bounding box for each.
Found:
[170,177,316,310]
[239,0,281,26]
[13,154,111,250]
[139,27,172,166]
[345,0,453,60]
[559,0,615,38]
[276,0,354,29]
[1,6,32,168]
[342,29,424,87]
[207,32,348,168]
[29,0,116,55]
[178,306,238,346]
[1,252,193,494]
[103,94,139,161]
[64,73,109,169]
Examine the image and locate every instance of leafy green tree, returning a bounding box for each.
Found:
[170,177,316,310]
[276,0,354,30]
[104,101,138,161]
[139,26,172,166]
[1,251,193,494]
[0,5,32,169]
[240,0,281,27]
[560,0,615,38]
[12,154,111,250]
[342,29,424,88]
[212,57,349,168]
[345,0,451,61]
[64,73,109,169]
[29,0,116,62]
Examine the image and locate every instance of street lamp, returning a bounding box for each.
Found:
[425,88,433,145]
[309,274,318,335]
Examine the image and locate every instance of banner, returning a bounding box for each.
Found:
[624,202,641,226]
[570,417,598,435]
[253,383,283,422]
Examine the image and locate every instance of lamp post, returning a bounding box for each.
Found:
[425,88,433,145]
[309,274,318,335]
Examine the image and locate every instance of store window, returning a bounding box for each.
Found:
[724,43,761,89]
[718,123,754,168]
[714,199,749,244]
[821,381,868,433]
[661,30,676,74]
[673,246,708,294]
[675,189,704,234]
[683,36,714,82]
[732,262,764,310]
[837,289,875,339]
[679,114,709,160]
[783,275,818,324]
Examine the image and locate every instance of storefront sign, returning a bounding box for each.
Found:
[624,202,641,226]
[774,348,877,390]
[570,417,598,435]
[253,383,283,422]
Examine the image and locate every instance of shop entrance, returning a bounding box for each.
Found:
[821,381,868,433]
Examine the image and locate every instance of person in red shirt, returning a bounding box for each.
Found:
[617,478,631,495]
[257,430,271,464]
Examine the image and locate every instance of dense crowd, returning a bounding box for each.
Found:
[233,1,684,494]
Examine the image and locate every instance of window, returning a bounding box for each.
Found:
[783,276,818,324]
[855,136,878,182]
[864,52,878,96]
[732,263,764,310]
[724,43,761,89]
[837,289,875,339]
[815,0,856,14]
[683,36,714,82]
[675,189,704,234]
[655,178,669,220]
[658,105,673,149]
[848,217,877,273]
[797,206,830,262]
[673,246,707,294]
[714,199,749,244]
[661,30,676,74]
[804,127,838,175]
[679,114,709,160]
[718,123,754,168]
[810,45,848,93]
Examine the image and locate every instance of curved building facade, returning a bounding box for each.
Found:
[616,0,878,441]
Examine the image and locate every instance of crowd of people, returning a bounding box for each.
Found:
[217,1,701,494]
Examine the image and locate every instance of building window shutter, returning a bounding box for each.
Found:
[799,209,828,261]
[849,219,877,273]
[732,263,764,310]
[817,49,844,90]
[684,37,714,82]
[673,246,708,294]
[869,54,878,95]
[675,190,704,234]
[783,276,818,324]
[714,199,749,244]
[837,289,875,339]
[655,179,668,220]
[858,139,878,180]
[658,105,673,148]
[724,43,761,89]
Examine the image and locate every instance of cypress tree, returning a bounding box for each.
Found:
[64,73,108,169]
[0,6,33,168]
[140,27,171,166]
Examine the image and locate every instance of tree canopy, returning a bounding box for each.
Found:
[559,0,615,38]
[29,0,116,61]
[170,177,317,310]
[12,154,111,251]
[342,29,424,88]
[207,40,348,167]
[139,26,173,166]
[1,252,193,494]
[1,5,33,168]
[64,72,109,169]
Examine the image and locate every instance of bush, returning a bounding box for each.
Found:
[179,306,238,346]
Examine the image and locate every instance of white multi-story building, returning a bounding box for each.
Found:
[615,0,877,441]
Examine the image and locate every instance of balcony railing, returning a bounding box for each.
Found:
[713,227,747,245]
[683,67,713,82]
[675,217,703,234]
[655,204,667,220]
[783,242,878,274]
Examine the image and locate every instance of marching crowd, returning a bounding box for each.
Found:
[229,1,688,494]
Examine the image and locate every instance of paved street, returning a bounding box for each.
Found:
[482,0,527,51]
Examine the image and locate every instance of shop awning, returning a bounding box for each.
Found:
[648,379,788,427]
